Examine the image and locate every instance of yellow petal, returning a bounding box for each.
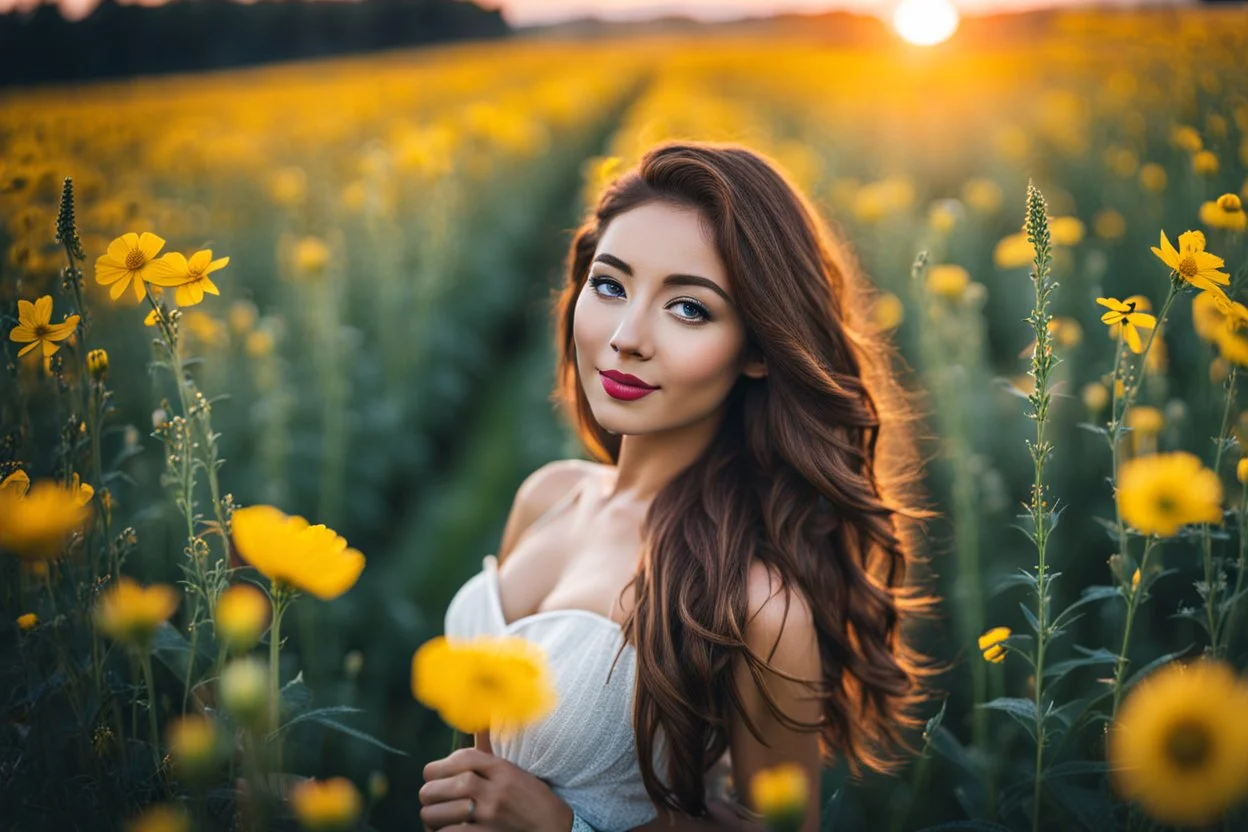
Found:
[1096,297,1129,312]
[44,317,80,340]
[145,253,193,286]
[1101,311,1124,325]
[94,258,130,286]
[17,340,39,357]
[205,256,229,274]
[9,324,36,343]
[187,250,213,273]
[1127,312,1156,329]
[175,283,202,307]
[136,232,166,260]
[978,626,1011,650]
[108,275,132,300]
[33,295,53,326]
[108,233,137,263]
[201,276,220,296]
[41,338,59,357]
[16,298,36,326]
[1177,229,1206,253]
[1125,323,1144,354]
[133,276,147,303]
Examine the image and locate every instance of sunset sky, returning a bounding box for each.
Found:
[2,0,1162,25]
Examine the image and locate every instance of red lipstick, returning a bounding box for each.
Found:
[599,369,658,401]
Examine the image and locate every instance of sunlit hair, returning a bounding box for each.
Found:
[550,141,945,818]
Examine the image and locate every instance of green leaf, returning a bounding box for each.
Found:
[1075,422,1108,438]
[303,715,409,756]
[1091,516,1120,543]
[151,621,216,683]
[269,705,365,739]
[1018,602,1041,634]
[1052,585,1121,629]
[279,671,312,719]
[1124,644,1196,693]
[1044,760,1111,780]
[978,697,1039,741]
[1043,647,1118,683]
[990,570,1039,597]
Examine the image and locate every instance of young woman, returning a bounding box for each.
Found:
[418,142,942,832]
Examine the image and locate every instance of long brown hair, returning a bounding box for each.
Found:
[550,141,945,818]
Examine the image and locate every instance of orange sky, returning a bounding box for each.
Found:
[3,0,1150,26]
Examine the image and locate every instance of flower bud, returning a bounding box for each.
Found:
[749,763,808,830]
[367,770,388,801]
[1238,458,1248,485]
[17,612,37,630]
[343,650,364,680]
[125,803,190,832]
[1217,193,1242,213]
[214,583,269,655]
[166,714,220,783]
[87,348,109,380]
[219,657,268,727]
[290,777,363,832]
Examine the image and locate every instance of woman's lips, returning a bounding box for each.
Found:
[599,371,658,401]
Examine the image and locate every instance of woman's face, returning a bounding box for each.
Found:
[573,201,766,437]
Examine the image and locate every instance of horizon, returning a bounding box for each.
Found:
[0,0,1175,26]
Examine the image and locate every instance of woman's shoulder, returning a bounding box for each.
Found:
[497,458,604,564]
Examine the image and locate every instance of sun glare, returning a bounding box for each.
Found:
[893,0,960,46]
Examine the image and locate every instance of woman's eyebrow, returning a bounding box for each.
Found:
[592,252,733,306]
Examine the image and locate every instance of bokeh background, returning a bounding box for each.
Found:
[2,0,1247,829]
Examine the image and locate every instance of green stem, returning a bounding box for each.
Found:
[269,584,289,773]
[1111,536,1158,717]
[1218,486,1248,658]
[1204,367,1236,651]
[139,649,161,773]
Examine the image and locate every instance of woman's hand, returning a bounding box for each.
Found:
[420,747,574,832]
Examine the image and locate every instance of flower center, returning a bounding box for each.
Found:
[125,249,146,271]
[33,324,50,339]
[1156,495,1177,516]
[1178,256,1199,279]
[1164,718,1212,770]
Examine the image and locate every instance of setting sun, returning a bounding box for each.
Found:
[893,0,960,46]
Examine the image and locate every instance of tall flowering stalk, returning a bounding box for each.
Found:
[1019,181,1058,832]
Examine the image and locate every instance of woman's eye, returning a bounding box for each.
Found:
[587,277,710,323]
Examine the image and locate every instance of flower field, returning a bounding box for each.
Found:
[2,7,1248,831]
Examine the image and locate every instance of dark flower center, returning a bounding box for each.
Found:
[1165,718,1212,770]
[125,250,146,271]
[1179,256,1199,279]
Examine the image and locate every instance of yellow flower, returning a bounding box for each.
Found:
[1192,150,1219,176]
[218,657,268,725]
[214,582,270,654]
[993,232,1035,269]
[69,472,94,508]
[1048,317,1082,347]
[1239,458,1248,485]
[269,167,307,207]
[93,576,180,646]
[1217,193,1242,213]
[125,803,190,832]
[1131,569,1140,591]
[749,762,809,824]
[1108,659,1248,827]
[1082,382,1109,415]
[289,777,363,832]
[8,295,80,359]
[17,612,37,630]
[1,469,30,494]
[1170,125,1202,153]
[926,265,970,299]
[245,329,274,358]
[1118,452,1222,537]
[230,505,365,600]
[869,292,904,331]
[961,177,1002,214]
[1049,216,1085,246]
[978,626,1010,663]
[1151,230,1231,298]
[412,635,557,737]
[0,478,92,560]
[148,250,230,307]
[1199,199,1247,232]
[1093,207,1126,240]
[1125,406,1164,436]
[144,308,160,327]
[94,232,167,302]
[228,300,258,334]
[166,714,220,781]
[292,236,330,277]
[1097,297,1156,354]
[87,348,109,380]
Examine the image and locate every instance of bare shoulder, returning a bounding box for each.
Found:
[743,559,817,664]
[496,459,600,565]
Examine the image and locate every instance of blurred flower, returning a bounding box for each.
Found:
[1049,216,1085,246]
[292,236,330,277]
[94,232,167,302]
[70,473,94,507]
[214,583,270,654]
[1192,150,1219,176]
[245,329,275,357]
[412,635,557,737]
[1170,124,1202,153]
[87,348,109,380]
[1108,659,1248,827]
[17,612,37,630]
[341,180,367,213]
[180,310,227,348]
[231,505,365,600]
[1199,199,1247,232]
[926,264,970,300]
[94,576,179,646]
[1093,207,1126,240]
[124,803,190,832]
[166,714,220,782]
[1,469,30,494]
[1238,458,1248,485]
[926,199,961,233]
[1138,163,1167,193]
[219,657,268,726]
[869,292,904,331]
[1126,406,1164,456]
[148,250,229,306]
[1217,193,1242,213]
[0,478,92,560]
[1082,382,1109,416]
[749,762,808,827]
[9,296,79,359]
[229,300,258,334]
[993,232,1035,269]
[1048,317,1082,347]
[343,650,364,679]
[978,626,1010,663]
[1131,569,1140,591]
[1152,230,1230,299]
[268,167,307,207]
[289,777,363,832]
[367,771,388,801]
[961,177,1002,214]
[1117,452,1222,537]
[1097,297,1156,354]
